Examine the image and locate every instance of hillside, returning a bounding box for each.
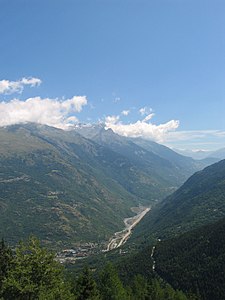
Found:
[0,125,135,243]
[0,124,141,247]
[0,122,198,248]
[132,159,225,244]
[0,123,216,248]
[75,124,212,189]
[154,217,225,300]
[130,137,217,175]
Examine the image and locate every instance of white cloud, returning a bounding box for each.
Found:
[0,96,87,129]
[104,113,225,151]
[0,77,41,95]
[139,106,153,116]
[121,110,130,116]
[105,115,120,125]
[105,114,179,142]
[142,113,155,122]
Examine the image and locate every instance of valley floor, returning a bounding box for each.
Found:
[105,206,151,251]
[56,206,151,263]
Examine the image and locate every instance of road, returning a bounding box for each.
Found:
[106,207,151,251]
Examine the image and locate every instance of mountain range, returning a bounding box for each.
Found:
[0,122,215,247]
[174,147,225,160]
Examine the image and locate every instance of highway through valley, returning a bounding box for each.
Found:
[106,207,151,251]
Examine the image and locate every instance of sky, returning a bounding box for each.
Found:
[0,0,225,151]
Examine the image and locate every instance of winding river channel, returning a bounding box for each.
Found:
[106,207,151,251]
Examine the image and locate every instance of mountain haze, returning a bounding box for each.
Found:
[208,147,225,160]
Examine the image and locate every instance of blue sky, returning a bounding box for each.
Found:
[0,0,225,151]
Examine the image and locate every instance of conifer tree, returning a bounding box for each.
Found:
[0,239,12,296]
[75,266,100,300]
[98,262,127,300]
[1,236,74,300]
[130,274,148,299]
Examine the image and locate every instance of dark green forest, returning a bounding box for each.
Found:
[0,236,192,300]
[154,217,225,300]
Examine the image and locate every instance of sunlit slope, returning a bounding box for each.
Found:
[0,124,139,247]
[0,123,185,247]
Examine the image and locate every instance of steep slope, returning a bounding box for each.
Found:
[154,217,225,300]
[93,128,183,190]
[132,159,225,243]
[0,124,141,247]
[132,137,218,170]
[75,124,211,191]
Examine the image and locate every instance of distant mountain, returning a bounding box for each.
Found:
[174,147,225,162]
[75,124,213,189]
[74,124,192,201]
[154,217,225,300]
[130,138,218,174]
[174,148,213,160]
[91,127,188,188]
[74,123,104,140]
[132,159,225,243]
[208,147,225,160]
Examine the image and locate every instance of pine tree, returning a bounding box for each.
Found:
[130,274,148,299]
[0,239,12,296]
[1,236,74,300]
[98,262,127,300]
[147,279,165,300]
[75,266,100,300]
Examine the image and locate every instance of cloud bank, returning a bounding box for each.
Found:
[0,96,87,129]
[0,77,42,95]
[105,114,179,142]
[105,115,225,150]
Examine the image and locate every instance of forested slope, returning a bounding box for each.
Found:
[154,217,225,300]
[132,159,225,244]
